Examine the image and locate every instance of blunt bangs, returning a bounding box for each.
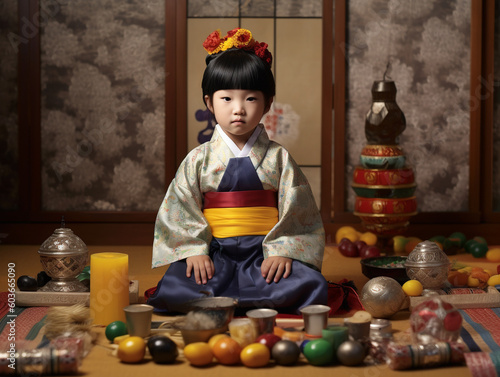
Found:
[202,49,275,103]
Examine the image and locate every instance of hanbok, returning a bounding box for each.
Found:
[147,125,328,315]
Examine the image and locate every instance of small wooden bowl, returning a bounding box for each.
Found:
[355,196,417,215]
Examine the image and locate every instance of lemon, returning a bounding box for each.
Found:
[487,274,500,286]
[486,248,500,263]
[335,226,358,244]
[360,232,377,246]
[468,275,482,287]
[402,280,423,296]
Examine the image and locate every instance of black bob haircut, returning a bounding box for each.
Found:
[202,48,275,106]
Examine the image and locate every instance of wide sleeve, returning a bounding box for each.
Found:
[151,148,212,268]
[261,148,325,271]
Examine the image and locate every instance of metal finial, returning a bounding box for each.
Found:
[383,60,392,81]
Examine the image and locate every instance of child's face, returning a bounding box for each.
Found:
[205,89,271,148]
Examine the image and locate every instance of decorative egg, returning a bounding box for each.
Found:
[271,340,301,366]
[303,339,334,366]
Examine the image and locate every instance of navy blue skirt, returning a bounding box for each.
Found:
[147,235,328,315]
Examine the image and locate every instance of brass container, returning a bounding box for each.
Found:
[38,227,89,292]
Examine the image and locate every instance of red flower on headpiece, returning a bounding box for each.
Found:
[254,42,273,67]
[226,28,240,37]
[203,29,223,53]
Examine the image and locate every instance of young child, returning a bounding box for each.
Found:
[147,28,328,315]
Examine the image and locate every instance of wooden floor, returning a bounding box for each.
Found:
[1,244,496,377]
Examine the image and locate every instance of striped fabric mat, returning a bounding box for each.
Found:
[0,292,49,349]
[460,307,500,377]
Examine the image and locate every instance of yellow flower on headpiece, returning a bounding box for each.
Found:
[202,27,272,67]
[230,28,254,48]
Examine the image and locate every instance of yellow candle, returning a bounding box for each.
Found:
[90,252,129,326]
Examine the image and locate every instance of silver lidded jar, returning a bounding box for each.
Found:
[38,227,89,292]
[405,240,450,290]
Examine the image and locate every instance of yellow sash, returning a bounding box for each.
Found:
[203,206,278,238]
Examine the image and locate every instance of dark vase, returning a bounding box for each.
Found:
[365,80,406,145]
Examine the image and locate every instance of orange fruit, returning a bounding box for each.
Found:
[240,343,270,368]
[212,337,242,365]
[183,342,214,366]
[208,334,230,350]
[448,271,469,287]
[404,238,422,254]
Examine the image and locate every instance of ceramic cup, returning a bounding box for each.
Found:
[123,304,153,338]
[246,308,278,336]
[300,304,330,337]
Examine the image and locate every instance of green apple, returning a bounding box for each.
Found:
[392,235,409,254]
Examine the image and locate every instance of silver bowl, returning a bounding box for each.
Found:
[173,321,227,345]
[180,296,237,329]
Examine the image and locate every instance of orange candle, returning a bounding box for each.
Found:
[90,252,129,326]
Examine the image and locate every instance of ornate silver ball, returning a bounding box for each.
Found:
[360,276,407,318]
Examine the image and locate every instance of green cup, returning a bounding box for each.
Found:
[321,325,349,363]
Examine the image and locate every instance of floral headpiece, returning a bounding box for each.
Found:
[202,28,272,67]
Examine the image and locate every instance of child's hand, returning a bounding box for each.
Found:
[261,256,292,283]
[186,255,214,285]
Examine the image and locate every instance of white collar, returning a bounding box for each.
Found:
[216,124,262,157]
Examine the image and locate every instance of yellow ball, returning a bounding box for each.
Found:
[402,280,423,296]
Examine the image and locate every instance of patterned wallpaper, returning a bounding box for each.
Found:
[40,0,166,211]
[0,2,19,211]
[344,0,472,212]
[187,0,322,17]
[2,0,499,214]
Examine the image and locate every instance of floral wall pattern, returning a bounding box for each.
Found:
[0,2,19,211]
[344,0,471,212]
[40,0,165,211]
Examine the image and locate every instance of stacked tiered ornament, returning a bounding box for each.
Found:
[352,80,417,238]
